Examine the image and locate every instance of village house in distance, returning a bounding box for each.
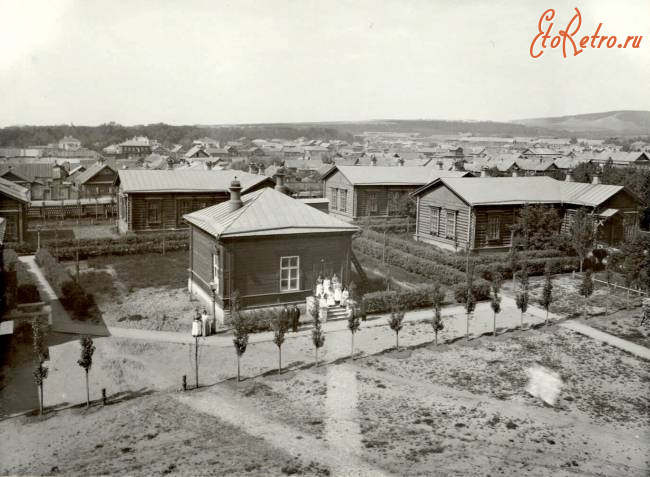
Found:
[116,170,274,233]
[411,175,643,252]
[183,179,358,321]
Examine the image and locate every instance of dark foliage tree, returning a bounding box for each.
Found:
[431,283,445,345]
[388,302,405,350]
[32,319,48,415]
[570,209,596,273]
[347,307,361,359]
[231,292,248,382]
[77,336,96,408]
[271,309,289,374]
[511,204,562,251]
[579,270,594,318]
[490,271,502,336]
[539,265,554,325]
[311,301,326,367]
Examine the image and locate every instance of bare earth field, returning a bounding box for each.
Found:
[2,323,648,476]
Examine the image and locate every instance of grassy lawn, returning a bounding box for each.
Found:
[71,251,197,332]
[579,308,650,348]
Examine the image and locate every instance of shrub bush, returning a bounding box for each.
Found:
[16,284,41,304]
[362,285,450,314]
[354,236,491,302]
[35,248,96,320]
[41,231,189,260]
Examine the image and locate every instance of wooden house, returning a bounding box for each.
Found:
[116,170,274,234]
[411,176,642,252]
[184,181,358,321]
[0,177,30,243]
[73,160,118,198]
[320,165,472,222]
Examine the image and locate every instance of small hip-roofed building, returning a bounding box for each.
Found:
[184,181,358,321]
[411,176,642,252]
[116,170,275,234]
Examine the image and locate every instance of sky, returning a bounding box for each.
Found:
[1,0,649,126]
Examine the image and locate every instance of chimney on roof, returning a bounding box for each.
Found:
[437,160,443,170]
[565,169,574,182]
[396,155,404,167]
[511,170,518,178]
[228,177,243,212]
[592,172,601,185]
[206,161,213,171]
[370,154,377,166]
[274,167,288,195]
[248,164,254,174]
[167,158,174,170]
[258,163,264,175]
[480,167,489,178]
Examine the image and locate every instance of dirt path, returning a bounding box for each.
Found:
[175,386,394,477]
[561,320,650,360]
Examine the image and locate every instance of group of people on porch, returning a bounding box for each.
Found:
[315,273,349,308]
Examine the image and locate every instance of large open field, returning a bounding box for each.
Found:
[2,320,648,476]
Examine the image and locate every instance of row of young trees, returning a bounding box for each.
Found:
[31,320,95,415]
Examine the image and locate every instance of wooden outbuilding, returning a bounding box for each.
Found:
[184,181,358,321]
[0,177,30,243]
[411,176,642,252]
[116,170,274,233]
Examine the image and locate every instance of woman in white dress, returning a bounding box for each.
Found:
[341,287,349,307]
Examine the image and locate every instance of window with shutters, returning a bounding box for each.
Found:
[280,256,300,292]
[445,209,456,239]
[487,214,500,240]
[146,200,162,225]
[430,207,440,235]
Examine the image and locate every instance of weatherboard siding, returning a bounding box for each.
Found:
[323,170,354,219]
[189,231,353,310]
[415,184,470,250]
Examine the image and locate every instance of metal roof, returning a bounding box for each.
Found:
[0,176,30,202]
[184,187,358,239]
[74,162,118,185]
[412,176,627,207]
[324,166,471,186]
[118,170,274,193]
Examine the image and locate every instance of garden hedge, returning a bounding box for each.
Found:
[41,231,189,260]
[353,237,492,301]
[361,285,450,315]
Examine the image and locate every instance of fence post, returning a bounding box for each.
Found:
[102,388,107,405]
[182,375,187,391]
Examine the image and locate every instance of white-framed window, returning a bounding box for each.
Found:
[212,251,220,291]
[280,256,300,292]
[487,214,500,240]
[445,209,456,239]
[430,207,439,235]
[339,189,347,212]
[330,188,338,210]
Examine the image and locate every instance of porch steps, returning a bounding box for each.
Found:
[325,305,350,321]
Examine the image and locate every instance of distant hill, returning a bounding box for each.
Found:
[512,110,650,137]
[231,119,566,139]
